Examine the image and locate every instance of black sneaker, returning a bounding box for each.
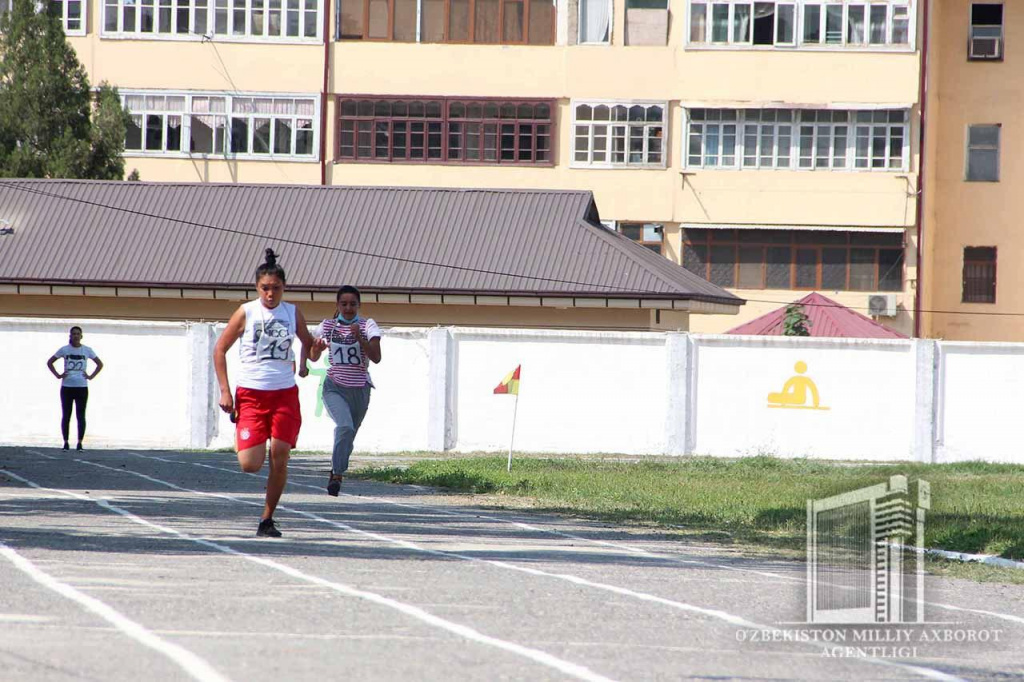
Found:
[256,518,282,538]
[327,475,342,497]
[75,443,83,451]
[62,442,69,451]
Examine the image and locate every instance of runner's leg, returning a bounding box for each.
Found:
[262,439,290,520]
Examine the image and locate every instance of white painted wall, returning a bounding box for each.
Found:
[2,318,192,449]
[2,317,1020,464]
[936,342,1024,464]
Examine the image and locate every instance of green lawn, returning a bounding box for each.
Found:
[354,456,1024,572]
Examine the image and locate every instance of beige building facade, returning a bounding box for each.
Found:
[45,0,924,333]
[921,0,1019,341]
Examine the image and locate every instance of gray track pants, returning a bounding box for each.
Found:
[321,380,371,474]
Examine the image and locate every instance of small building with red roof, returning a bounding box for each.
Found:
[727,292,907,339]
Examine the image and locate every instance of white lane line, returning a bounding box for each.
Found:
[1,467,617,682]
[127,450,1024,630]
[97,454,964,681]
[0,538,230,682]
[281,456,1024,628]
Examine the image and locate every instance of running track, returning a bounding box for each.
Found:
[1,447,1021,681]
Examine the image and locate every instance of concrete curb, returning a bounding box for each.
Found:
[923,547,1024,570]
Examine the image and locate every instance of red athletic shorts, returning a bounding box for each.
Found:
[234,385,301,450]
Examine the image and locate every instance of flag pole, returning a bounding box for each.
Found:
[507,392,519,473]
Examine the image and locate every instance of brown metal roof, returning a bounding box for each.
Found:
[0,179,741,306]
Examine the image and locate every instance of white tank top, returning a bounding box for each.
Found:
[237,299,297,391]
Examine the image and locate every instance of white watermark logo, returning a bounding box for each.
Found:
[807,474,930,624]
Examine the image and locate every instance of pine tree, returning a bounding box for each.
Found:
[0,0,130,179]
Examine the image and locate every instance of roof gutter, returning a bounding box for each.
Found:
[913,0,931,338]
[319,0,331,185]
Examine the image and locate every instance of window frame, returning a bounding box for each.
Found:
[101,0,323,42]
[684,108,910,172]
[571,100,668,169]
[968,2,1004,61]
[50,0,88,36]
[336,0,556,44]
[335,96,555,165]
[965,123,1000,182]
[618,221,665,255]
[685,0,915,50]
[961,246,997,304]
[121,90,321,161]
[681,228,905,292]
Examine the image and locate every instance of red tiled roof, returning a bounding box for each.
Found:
[726,292,906,338]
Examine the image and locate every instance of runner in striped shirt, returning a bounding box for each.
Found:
[300,285,382,496]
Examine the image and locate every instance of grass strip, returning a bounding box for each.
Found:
[354,456,1024,565]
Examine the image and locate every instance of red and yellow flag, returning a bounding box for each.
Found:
[493,365,521,395]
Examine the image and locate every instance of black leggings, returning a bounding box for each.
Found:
[60,387,89,443]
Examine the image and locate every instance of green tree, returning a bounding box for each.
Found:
[783,304,812,337]
[0,0,130,179]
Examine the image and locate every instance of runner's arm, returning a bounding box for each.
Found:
[87,357,104,380]
[46,355,63,379]
[295,309,327,364]
[214,307,246,413]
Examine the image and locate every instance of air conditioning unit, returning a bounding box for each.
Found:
[868,294,898,318]
[969,35,1002,59]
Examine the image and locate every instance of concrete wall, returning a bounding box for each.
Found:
[6,317,1015,463]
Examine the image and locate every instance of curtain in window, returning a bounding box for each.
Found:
[711,3,728,41]
[847,5,865,43]
[689,3,706,41]
[733,3,750,42]
[580,0,610,43]
[869,5,886,44]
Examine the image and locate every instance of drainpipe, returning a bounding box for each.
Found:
[320,0,331,185]
[913,0,931,338]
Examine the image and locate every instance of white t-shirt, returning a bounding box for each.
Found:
[54,345,97,388]
[237,299,297,391]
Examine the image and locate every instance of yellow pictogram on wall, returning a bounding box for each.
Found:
[767,361,829,410]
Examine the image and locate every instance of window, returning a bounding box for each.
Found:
[966,124,1000,181]
[573,102,666,168]
[681,229,904,291]
[338,0,553,43]
[337,98,553,164]
[122,92,317,159]
[687,0,912,48]
[103,0,321,39]
[619,222,664,254]
[962,247,996,303]
[969,4,1003,60]
[579,0,611,43]
[49,0,86,34]
[687,109,908,171]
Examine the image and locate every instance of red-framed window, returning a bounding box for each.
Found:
[962,246,996,303]
[681,228,905,291]
[338,0,554,44]
[337,97,554,165]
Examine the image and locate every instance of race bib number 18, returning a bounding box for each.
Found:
[330,341,362,366]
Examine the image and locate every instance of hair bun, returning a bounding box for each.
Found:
[264,248,277,266]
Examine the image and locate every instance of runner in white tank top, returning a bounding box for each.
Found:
[214,248,326,537]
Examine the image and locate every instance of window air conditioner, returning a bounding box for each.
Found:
[867,294,898,318]
[969,35,1002,59]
